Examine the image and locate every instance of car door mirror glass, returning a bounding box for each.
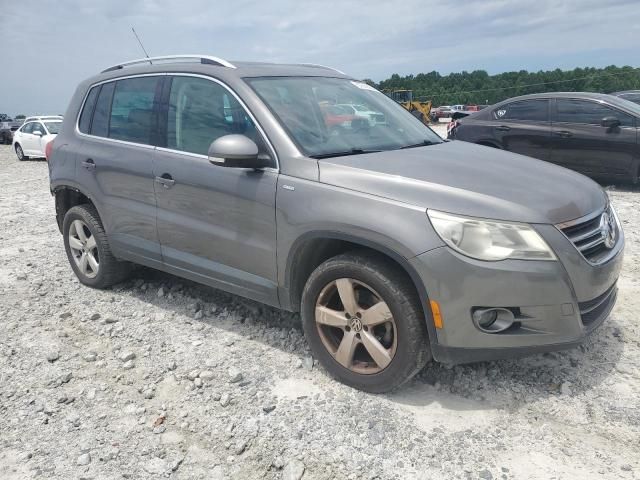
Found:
[601,116,620,129]
[208,134,269,169]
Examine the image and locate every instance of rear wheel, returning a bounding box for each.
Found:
[301,252,430,393]
[15,143,28,161]
[63,205,131,288]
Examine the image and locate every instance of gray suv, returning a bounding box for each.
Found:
[49,55,624,392]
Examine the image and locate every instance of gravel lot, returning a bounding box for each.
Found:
[0,142,638,480]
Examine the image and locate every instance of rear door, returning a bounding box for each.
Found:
[491,99,552,160]
[550,98,637,177]
[76,76,163,263]
[153,74,279,305]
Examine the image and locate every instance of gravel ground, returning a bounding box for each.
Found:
[0,143,638,480]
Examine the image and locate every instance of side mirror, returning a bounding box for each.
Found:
[208,135,270,169]
[33,130,43,136]
[601,116,621,129]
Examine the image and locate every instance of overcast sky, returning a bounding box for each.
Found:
[1,0,639,116]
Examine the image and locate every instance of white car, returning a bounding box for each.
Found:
[12,119,61,160]
[23,115,63,123]
[335,104,386,126]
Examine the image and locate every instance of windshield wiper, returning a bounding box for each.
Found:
[310,148,382,159]
[399,140,440,149]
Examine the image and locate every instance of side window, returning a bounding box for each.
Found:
[91,82,115,137]
[109,77,160,144]
[33,123,44,134]
[166,76,263,157]
[494,99,549,122]
[22,122,34,134]
[556,99,634,127]
[78,86,100,134]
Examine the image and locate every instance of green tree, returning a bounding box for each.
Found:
[376,65,640,106]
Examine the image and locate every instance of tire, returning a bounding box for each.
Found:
[301,251,431,393]
[62,204,131,288]
[15,143,28,161]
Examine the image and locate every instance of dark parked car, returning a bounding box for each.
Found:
[449,92,640,182]
[611,90,640,106]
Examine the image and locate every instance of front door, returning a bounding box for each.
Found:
[153,75,279,306]
[550,98,638,177]
[20,122,39,155]
[491,98,552,160]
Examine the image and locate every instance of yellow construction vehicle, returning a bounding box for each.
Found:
[384,89,432,125]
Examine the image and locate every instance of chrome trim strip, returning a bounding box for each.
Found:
[74,72,279,171]
[297,63,346,75]
[102,55,236,73]
[555,203,621,265]
[555,204,606,230]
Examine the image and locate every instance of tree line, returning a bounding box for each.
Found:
[367,65,640,106]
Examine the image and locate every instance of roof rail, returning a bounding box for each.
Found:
[297,63,346,75]
[101,55,236,73]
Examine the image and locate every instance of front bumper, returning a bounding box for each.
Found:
[411,223,624,364]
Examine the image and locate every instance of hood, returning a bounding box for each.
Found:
[318,141,607,224]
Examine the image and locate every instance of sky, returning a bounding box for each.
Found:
[1,0,639,116]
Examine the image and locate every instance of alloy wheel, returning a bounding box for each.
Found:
[16,145,24,160]
[315,278,397,374]
[68,219,99,278]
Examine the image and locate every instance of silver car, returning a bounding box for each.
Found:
[48,55,624,392]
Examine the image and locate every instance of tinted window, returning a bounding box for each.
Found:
[109,77,160,144]
[33,123,45,134]
[556,99,634,127]
[494,100,549,122]
[166,76,263,156]
[21,122,34,134]
[619,93,640,105]
[91,82,115,137]
[78,86,100,134]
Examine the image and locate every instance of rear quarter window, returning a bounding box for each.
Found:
[90,82,115,137]
[78,86,100,134]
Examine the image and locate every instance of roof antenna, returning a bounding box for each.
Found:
[131,27,152,64]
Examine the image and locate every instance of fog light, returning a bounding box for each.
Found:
[472,308,514,333]
[475,309,498,328]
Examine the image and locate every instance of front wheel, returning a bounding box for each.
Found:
[15,143,28,161]
[301,252,431,393]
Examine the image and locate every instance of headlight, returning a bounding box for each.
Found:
[427,210,556,261]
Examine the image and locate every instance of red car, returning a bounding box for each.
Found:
[321,105,357,129]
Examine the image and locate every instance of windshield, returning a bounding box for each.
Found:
[246,77,443,158]
[44,121,61,134]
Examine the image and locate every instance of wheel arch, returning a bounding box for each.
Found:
[282,231,437,344]
[53,185,101,234]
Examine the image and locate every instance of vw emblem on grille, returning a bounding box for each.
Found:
[600,211,617,249]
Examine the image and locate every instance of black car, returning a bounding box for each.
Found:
[611,90,640,106]
[448,92,640,182]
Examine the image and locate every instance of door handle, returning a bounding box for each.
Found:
[155,174,176,189]
[81,158,96,170]
[555,130,573,138]
[494,125,511,131]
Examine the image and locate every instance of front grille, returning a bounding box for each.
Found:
[560,206,618,264]
[578,283,617,329]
